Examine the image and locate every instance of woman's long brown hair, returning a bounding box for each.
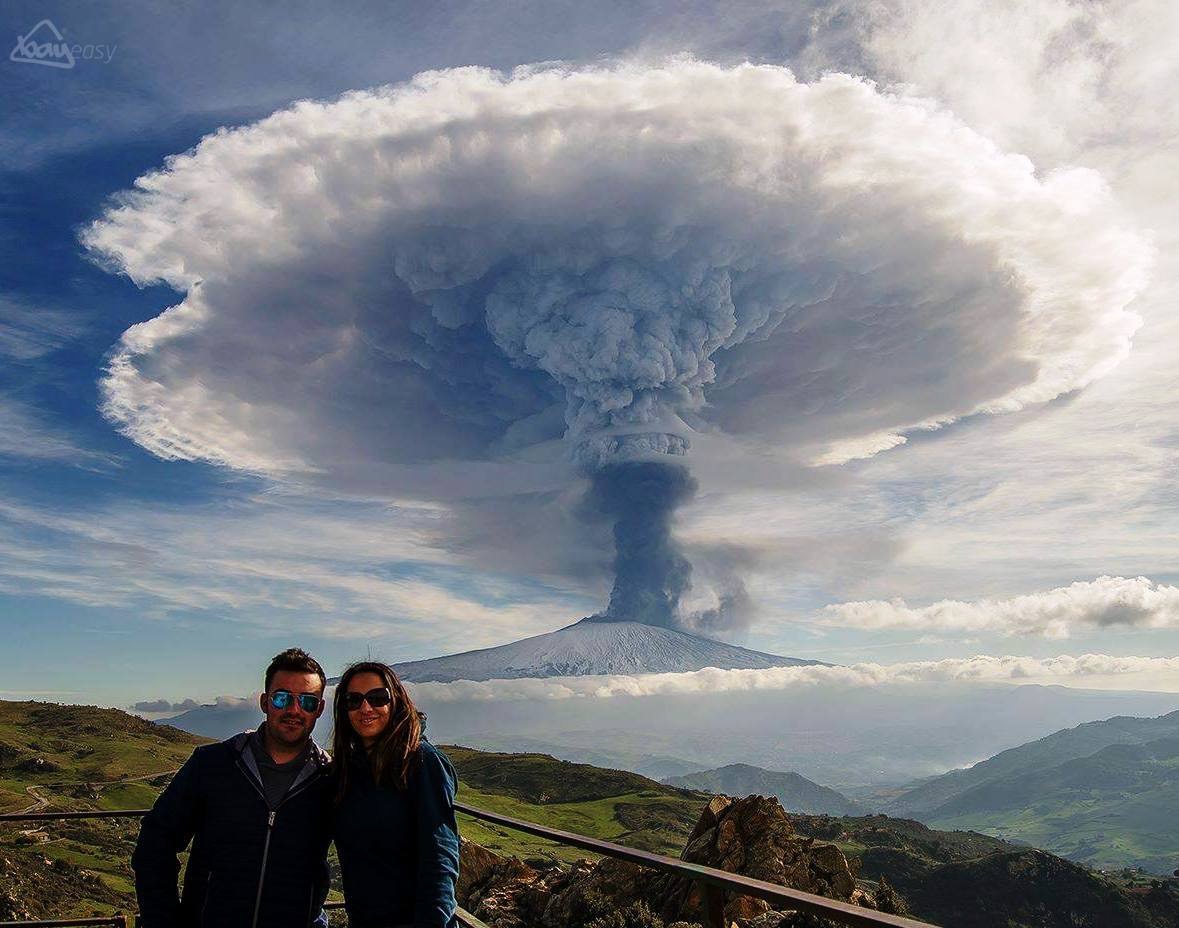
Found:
[332,661,422,799]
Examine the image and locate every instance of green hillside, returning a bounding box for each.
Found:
[443,744,708,863]
[789,814,1179,928]
[888,709,1179,817]
[446,744,1179,928]
[926,735,1179,872]
[0,700,211,920]
[0,700,210,813]
[664,763,864,815]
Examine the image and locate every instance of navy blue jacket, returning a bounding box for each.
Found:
[333,741,461,928]
[132,731,333,928]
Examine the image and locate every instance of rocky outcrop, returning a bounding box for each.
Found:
[460,795,907,928]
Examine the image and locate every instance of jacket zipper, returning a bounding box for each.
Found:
[235,742,327,928]
[250,809,277,928]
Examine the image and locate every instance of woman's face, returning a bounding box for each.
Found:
[345,670,393,747]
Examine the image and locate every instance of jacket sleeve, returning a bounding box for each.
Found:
[132,747,205,927]
[412,744,461,928]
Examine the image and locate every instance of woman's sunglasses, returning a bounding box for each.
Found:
[344,686,393,711]
[268,690,322,712]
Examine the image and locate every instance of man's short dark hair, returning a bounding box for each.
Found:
[264,648,326,693]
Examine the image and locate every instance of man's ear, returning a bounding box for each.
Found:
[259,691,268,714]
[315,696,326,719]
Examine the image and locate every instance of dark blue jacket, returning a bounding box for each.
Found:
[132,731,333,928]
[333,741,461,928]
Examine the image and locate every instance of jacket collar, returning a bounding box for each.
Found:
[230,728,331,798]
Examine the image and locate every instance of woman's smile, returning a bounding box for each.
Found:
[345,670,393,747]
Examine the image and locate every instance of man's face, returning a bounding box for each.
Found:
[259,670,325,749]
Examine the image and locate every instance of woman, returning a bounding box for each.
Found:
[331,661,460,928]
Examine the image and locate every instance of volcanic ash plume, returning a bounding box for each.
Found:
[83,61,1152,631]
[583,461,697,627]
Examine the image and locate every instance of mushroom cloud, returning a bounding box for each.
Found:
[83,61,1151,633]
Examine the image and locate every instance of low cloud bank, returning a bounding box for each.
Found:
[408,653,1179,703]
[824,576,1179,638]
[130,697,200,713]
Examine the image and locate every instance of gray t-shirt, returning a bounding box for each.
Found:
[249,727,310,810]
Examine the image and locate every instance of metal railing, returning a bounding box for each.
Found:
[1,805,937,928]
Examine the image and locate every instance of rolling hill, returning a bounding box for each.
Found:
[0,700,209,813]
[789,813,1179,928]
[883,709,1179,872]
[886,709,1179,818]
[0,701,212,920]
[923,735,1179,873]
[445,743,1179,927]
[663,763,863,815]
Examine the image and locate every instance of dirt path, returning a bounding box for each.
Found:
[63,768,180,788]
[17,784,49,815]
[11,768,179,814]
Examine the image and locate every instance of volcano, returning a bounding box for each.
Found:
[390,617,823,683]
[157,620,823,741]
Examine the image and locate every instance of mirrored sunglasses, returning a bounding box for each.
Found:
[344,686,393,711]
[269,690,321,712]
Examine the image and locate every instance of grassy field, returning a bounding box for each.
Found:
[0,701,211,918]
[0,700,208,813]
[931,786,1179,874]
[444,743,708,864]
[455,784,705,864]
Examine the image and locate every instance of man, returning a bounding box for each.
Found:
[133,648,334,928]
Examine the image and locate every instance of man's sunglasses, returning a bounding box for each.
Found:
[344,687,393,711]
[268,690,322,712]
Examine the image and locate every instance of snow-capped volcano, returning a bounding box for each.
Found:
[159,620,821,740]
[391,618,823,683]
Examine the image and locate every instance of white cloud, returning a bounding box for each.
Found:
[408,652,1179,702]
[83,60,1149,490]
[821,576,1179,639]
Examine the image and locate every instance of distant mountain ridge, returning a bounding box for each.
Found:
[887,709,1179,817]
[663,763,863,815]
[886,709,1179,873]
[389,618,822,683]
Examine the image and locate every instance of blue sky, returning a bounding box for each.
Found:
[3,0,1179,710]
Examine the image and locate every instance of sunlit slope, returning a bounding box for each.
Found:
[926,736,1179,872]
[0,700,211,919]
[0,700,209,812]
[888,709,1179,817]
[443,744,708,862]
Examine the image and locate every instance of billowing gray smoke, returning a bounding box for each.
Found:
[583,461,696,627]
[82,61,1151,634]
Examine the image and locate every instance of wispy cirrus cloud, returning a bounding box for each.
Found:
[0,494,594,656]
